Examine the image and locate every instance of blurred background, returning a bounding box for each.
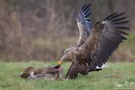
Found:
[0,0,134,62]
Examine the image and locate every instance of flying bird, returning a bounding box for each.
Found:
[58,4,130,79]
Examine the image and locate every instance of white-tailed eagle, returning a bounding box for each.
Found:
[58,4,130,79]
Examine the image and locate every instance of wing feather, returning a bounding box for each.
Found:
[76,4,93,46]
[94,13,129,67]
[81,12,130,68]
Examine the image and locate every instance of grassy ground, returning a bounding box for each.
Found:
[0,61,135,90]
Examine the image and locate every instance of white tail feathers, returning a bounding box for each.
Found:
[96,64,108,69]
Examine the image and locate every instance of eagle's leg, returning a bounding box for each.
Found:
[65,63,79,79]
[78,64,89,75]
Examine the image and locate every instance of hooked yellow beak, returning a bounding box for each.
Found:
[58,60,63,65]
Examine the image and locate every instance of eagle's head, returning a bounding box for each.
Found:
[58,47,76,65]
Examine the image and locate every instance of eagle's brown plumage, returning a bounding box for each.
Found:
[58,4,130,79]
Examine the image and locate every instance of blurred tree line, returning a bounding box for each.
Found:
[0,0,134,62]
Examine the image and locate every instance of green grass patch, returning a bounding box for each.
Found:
[0,61,135,90]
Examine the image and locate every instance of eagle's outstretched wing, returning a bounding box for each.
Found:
[81,12,129,68]
[76,4,93,46]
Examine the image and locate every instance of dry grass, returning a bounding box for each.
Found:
[0,0,134,62]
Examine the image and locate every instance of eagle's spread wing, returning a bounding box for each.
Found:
[76,4,93,46]
[81,12,129,68]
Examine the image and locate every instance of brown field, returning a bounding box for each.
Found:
[0,0,134,62]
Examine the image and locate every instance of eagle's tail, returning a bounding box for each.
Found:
[96,64,107,69]
[87,64,107,72]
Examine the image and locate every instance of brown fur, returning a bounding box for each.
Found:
[20,66,63,80]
